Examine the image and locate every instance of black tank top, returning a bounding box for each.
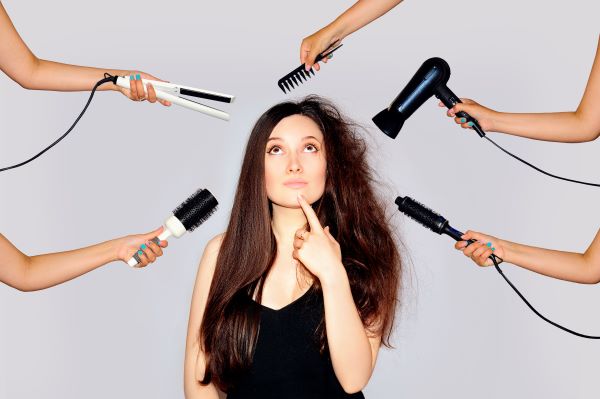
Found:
[227,286,366,399]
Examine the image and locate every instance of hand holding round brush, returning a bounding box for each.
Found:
[455,230,505,267]
[116,227,169,269]
[127,188,218,267]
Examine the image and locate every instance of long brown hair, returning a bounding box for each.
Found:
[199,96,401,391]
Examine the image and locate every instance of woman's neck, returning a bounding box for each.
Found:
[271,203,308,250]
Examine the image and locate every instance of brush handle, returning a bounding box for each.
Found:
[444,225,503,264]
[115,77,230,120]
[127,229,174,267]
[314,43,344,63]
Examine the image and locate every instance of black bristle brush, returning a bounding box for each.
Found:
[277,44,343,93]
[128,188,219,266]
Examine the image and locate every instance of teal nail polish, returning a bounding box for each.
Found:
[137,250,143,256]
[135,74,141,80]
[460,118,466,123]
[467,122,474,127]
[492,247,496,251]
[140,244,147,250]
[129,75,134,81]
[486,242,492,247]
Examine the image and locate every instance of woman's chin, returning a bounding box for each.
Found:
[270,190,322,209]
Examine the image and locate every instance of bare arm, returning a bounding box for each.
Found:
[0,229,166,292]
[184,235,224,399]
[293,195,378,393]
[301,0,403,69]
[321,267,381,393]
[0,2,169,104]
[446,36,600,143]
[456,228,600,284]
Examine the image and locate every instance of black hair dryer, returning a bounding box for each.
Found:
[372,57,485,138]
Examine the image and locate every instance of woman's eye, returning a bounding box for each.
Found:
[267,146,283,155]
[304,144,318,153]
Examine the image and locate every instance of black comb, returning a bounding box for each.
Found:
[278,44,344,93]
[173,188,219,232]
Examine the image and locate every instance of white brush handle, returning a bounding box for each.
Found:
[115,77,230,120]
[126,215,186,267]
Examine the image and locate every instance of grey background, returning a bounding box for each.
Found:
[1,0,599,398]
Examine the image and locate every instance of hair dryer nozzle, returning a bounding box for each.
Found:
[372,108,405,139]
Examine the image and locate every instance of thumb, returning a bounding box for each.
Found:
[461,230,488,243]
[143,226,164,240]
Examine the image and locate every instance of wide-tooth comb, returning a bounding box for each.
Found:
[277,44,344,93]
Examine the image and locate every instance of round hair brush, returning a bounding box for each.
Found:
[128,188,219,266]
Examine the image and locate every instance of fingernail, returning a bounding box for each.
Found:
[137,250,143,255]
[492,247,496,251]
[486,242,491,247]
[136,74,141,80]
[467,122,474,127]
[460,118,466,123]
[129,75,134,81]
[141,244,147,250]
[305,65,311,71]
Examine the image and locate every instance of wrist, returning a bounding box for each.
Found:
[107,237,126,262]
[326,19,347,42]
[319,262,348,291]
[487,110,505,133]
[498,238,514,263]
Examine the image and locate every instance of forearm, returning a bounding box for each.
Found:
[25,58,129,92]
[501,239,599,284]
[321,266,373,393]
[21,239,120,291]
[328,0,403,40]
[492,110,599,143]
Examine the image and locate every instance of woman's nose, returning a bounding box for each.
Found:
[287,153,302,173]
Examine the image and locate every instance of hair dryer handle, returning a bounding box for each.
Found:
[435,85,485,138]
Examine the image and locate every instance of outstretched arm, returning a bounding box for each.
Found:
[456,228,600,284]
[0,229,167,292]
[444,36,600,143]
[0,2,170,104]
[300,0,403,70]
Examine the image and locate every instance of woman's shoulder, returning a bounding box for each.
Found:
[196,233,226,277]
[206,233,225,253]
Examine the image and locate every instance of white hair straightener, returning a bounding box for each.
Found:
[115,77,235,121]
[1,74,235,173]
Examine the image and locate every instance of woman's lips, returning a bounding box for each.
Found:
[283,179,308,188]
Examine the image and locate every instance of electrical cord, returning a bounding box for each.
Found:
[471,123,600,188]
[489,254,600,339]
[0,73,117,173]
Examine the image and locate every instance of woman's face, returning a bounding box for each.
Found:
[265,114,327,208]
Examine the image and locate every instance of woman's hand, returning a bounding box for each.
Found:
[439,98,499,132]
[116,71,172,106]
[115,226,169,268]
[455,230,505,267]
[293,194,343,282]
[300,25,341,71]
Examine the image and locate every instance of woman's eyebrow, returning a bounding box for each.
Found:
[302,135,320,141]
[267,135,321,142]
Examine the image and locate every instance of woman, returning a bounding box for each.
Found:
[184,97,402,398]
[447,36,600,282]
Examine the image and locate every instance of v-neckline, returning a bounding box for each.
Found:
[253,285,314,313]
